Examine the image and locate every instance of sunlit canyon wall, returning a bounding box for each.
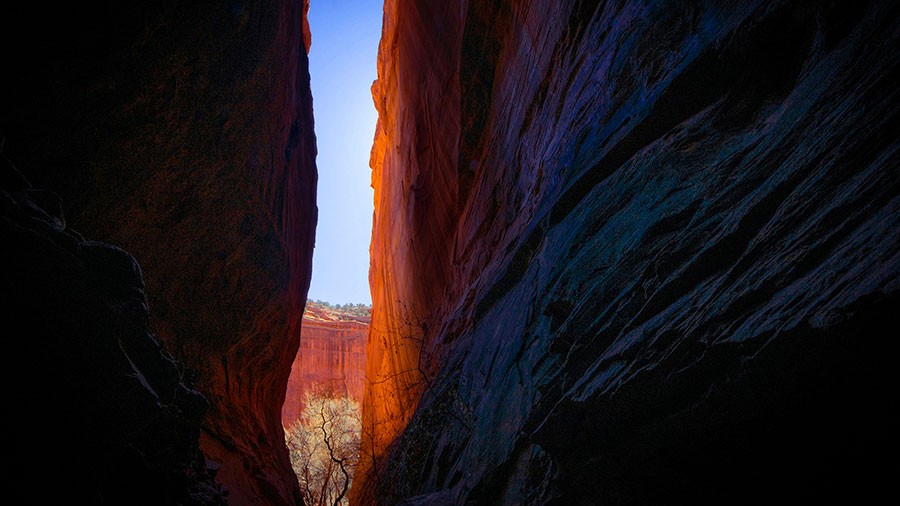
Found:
[282,304,368,428]
[360,0,900,504]
[2,1,316,504]
[363,0,465,488]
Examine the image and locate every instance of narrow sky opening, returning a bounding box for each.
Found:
[307,0,382,305]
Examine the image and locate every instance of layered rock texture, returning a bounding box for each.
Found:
[2,1,316,504]
[282,302,369,428]
[361,1,900,504]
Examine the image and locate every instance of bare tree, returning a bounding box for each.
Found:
[286,387,361,506]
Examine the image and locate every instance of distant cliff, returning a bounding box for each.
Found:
[283,302,368,428]
[359,1,900,504]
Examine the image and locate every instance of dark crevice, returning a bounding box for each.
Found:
[530,291,900,505]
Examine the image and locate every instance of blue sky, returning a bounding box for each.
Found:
[307,0,382,305]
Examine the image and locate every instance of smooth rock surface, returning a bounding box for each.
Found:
[360,1,900,504]
[363,0,466,488]
[2,2,316,504]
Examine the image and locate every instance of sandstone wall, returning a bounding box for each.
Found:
[363,0,465,484]
[361,1,900,504]
[2,1,316,504]
[282,308,368,428]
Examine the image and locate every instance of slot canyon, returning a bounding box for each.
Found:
[2,1,899,506]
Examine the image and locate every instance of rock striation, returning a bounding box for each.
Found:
[282,302,368,428]
[2,1,316,504]
[363,0,466,485]
[361,0,900,504]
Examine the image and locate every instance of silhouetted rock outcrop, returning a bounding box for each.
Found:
[2,165,224,505]
[360,1,900,504]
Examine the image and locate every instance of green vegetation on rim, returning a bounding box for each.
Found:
[307,300,372,317]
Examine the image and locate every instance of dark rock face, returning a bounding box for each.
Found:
[2,168,224,505]
[2,1,315,504]
[362,0,900,504]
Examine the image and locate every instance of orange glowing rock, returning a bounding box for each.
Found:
[356,0,466,501]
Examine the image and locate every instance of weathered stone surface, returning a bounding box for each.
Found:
[361,0,900,504]
[282,302,368,428]
[362,1,466,491]
[2,167,224,505]
[2,1,316,504]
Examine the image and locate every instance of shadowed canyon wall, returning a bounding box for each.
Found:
[282,302,368,428]
[3,167,225,504]
[360,0,900,504]
[2,1,316,504]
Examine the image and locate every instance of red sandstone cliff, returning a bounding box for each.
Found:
[282,302,368,428]
[362,2,465,491]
